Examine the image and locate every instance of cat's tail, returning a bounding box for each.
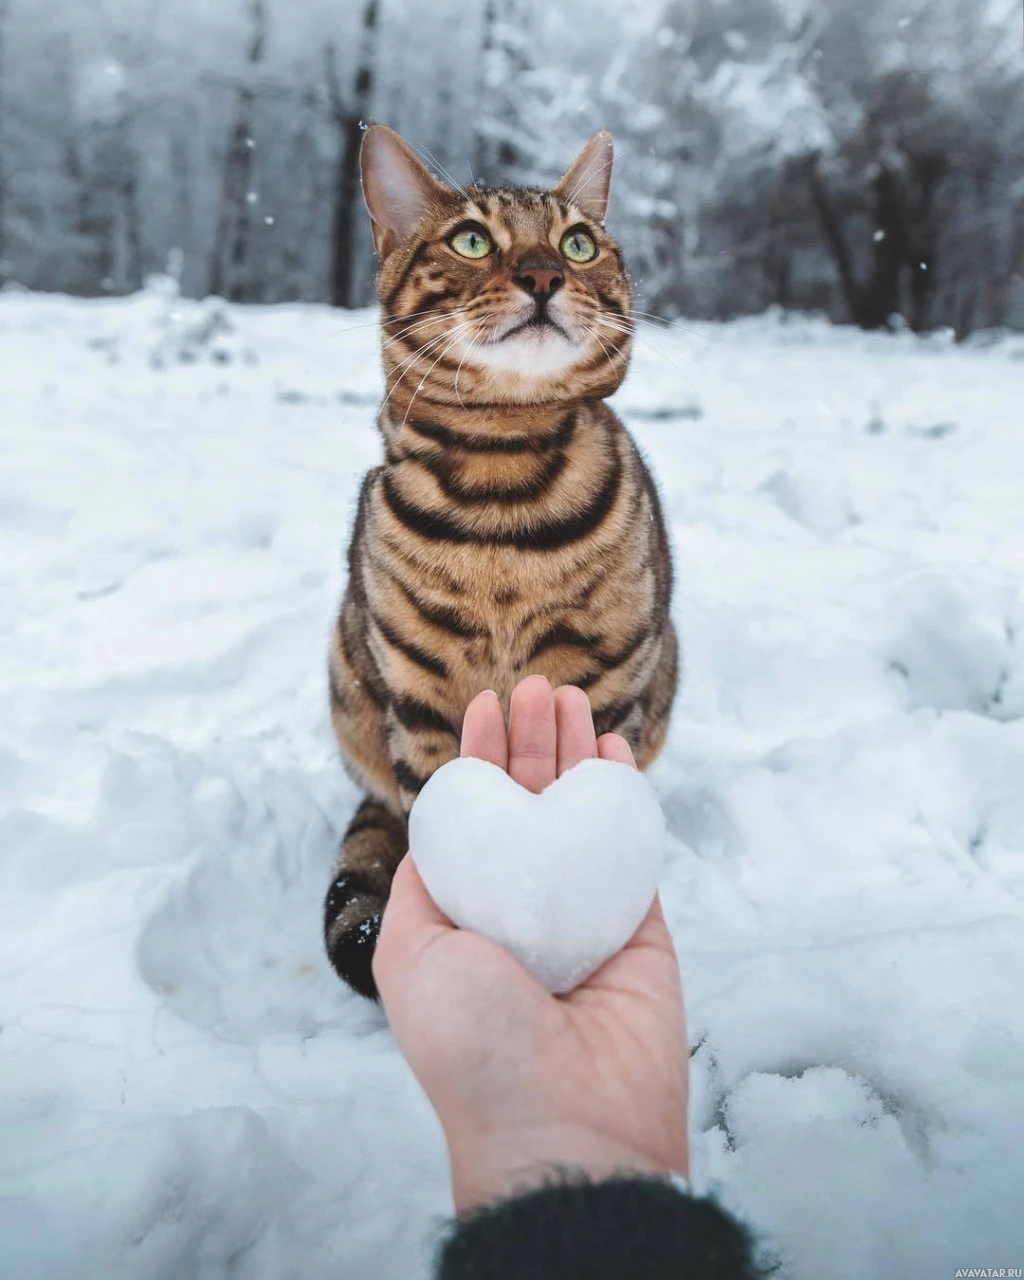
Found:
[324,798,408,1000]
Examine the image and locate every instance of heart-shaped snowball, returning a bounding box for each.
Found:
[409,756,666,993]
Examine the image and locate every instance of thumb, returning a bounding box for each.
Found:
[373,854,453,999]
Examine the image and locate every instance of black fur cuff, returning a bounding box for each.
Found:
[435,1173,760,1279]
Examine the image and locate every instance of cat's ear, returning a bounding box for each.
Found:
[360,125,446,257]
[554,131,614,223]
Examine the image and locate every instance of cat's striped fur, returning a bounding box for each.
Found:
[325,127,678,997]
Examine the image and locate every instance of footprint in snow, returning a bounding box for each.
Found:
[135,765,366,1041]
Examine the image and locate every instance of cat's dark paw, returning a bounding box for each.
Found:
[324,872,384,1001]
[327,913,382,1000]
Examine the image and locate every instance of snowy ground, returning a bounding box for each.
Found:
[2,286,1023,1279]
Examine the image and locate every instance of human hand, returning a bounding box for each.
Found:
[373,675,689,1213]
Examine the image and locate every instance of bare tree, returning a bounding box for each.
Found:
[168,110,196,283]
[65,101,141,296]
[473,0,498,180]
[800,69,956,332]
[0,0,1021,332]
[324,0,380,310]
[96,112,145,292]
[278,87,325,302]
[208,0,266,301]
[473,0,547,185]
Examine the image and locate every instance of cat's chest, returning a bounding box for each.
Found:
[369,413,626,570]
[359,410,649,694]
[436,579,608,707]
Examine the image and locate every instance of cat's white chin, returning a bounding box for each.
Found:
[472,326,581,378]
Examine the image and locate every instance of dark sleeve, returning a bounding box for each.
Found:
[434,1174,760,1279]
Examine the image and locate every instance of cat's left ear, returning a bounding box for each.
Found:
[360,124,448,258]
[554,131,614,224]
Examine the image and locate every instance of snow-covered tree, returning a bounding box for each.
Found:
[0,0,1020,332]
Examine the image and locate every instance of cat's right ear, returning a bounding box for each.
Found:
[360,125,446,258]
[554,131,614,224]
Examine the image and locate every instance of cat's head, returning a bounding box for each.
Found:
[360,125,633,409]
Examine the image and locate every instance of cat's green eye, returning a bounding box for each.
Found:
[449,226,493,259]
[560,229,598,263]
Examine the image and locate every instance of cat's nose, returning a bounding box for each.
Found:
[513,260,565,297]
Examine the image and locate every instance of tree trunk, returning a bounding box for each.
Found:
[473,0,498,179]
[954,284,976,343]
[67,137,114,294]
[101,112,144,293]
[474,0,535,184]
[804,154,865,327]
[208,0,266,301]
[905,152,945,333]
[764,167,792,309]
[120,144,144,291]
[325,0,381,310]
[280,88,321,301]
[861,162,909,330]
[170,116,195,283]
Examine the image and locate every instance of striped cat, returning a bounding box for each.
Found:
[325,125,678,998]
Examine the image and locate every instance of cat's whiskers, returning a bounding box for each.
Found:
[382,320,479,404]
[598,316,704,400]
[386,303,468,327]
[331,306,460,338]
[383,307,469,349]
[598,315,686,370]
[380,318,479,419]
[406,140,473,203]
[384,327,460,391]
[400,323,482,430]
[379,319,480,421]
[580,322,627,384]
[385,315,477,375]
[622,308,720,349]
[453,318,491,408]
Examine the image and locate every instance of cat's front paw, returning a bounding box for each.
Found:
[324,872,384,1000]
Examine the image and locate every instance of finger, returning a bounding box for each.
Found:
[554,684,598,776]
[507,675,557,793]
[460,689,507,770]
[374,855,453,1002]
[596,732,637,770]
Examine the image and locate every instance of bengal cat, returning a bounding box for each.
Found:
[325,125,678,998]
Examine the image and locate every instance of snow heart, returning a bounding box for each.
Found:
[409,756,666,994]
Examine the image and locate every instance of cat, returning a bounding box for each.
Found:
[324,125,678,998]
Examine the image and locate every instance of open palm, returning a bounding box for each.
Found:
[374,676,689,1212]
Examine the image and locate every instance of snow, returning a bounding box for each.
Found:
[409,757,665,994]
[2,287,1023,1278]
[707,55,834,164]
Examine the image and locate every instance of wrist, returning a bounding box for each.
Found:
[446,1121,680,1214]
